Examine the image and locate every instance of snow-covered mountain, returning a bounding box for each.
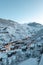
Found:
[0,18,43,45]
[0,18,43,65]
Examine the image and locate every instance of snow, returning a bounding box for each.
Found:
[39,54,43,65]
[30,44,35,48]
[19,58,38,65]
[0,19,43,65]
[0,19,43,44]
[0,52,7,58]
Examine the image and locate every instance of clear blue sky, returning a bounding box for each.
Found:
[0,0,43,24]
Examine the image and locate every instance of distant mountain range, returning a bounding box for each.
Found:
[0,18,43,45]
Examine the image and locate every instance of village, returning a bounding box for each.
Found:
[0,33,43,65]
[0,26,43,65]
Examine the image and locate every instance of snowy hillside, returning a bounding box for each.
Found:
[0,18,43,45]
[0,18,43,65]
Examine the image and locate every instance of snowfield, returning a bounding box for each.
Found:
[19,58,38,65]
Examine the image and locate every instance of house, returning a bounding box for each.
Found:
[4,42,16,51]
[1,48,6,52]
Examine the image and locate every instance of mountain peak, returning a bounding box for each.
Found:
[27,22,41,27]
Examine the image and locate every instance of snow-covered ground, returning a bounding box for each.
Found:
[0,18,43,45]
[19,58,38,65]
[39,54,43,65]
[0,19,43,65]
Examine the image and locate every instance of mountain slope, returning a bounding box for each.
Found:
[0,18,43,45]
